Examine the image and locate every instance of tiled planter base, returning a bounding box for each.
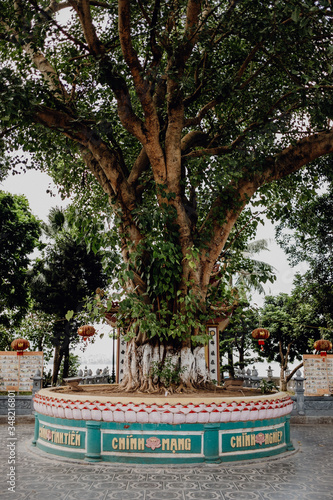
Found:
[32,387,294,464]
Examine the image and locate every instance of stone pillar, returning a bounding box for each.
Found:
[267,366,273,382]
[32,413,39,447]
[31,369,43,396]
[285,414,294,451]
[250,367,261,389]
[204,423,220,463]
[85,421,102,462]
[294,370,305,415]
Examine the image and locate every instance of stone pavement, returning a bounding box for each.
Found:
[0,420,332,500]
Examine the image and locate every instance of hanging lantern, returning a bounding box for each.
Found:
[11,338,30,355]
[78,325,96,342]
[251,328,270,351]
[314,339,332,357]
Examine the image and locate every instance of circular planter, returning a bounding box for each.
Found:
[32,386,294,464]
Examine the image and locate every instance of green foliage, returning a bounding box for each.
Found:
[150,358,185,388]
[260,379,277,395]
[256,293,317,364]
[219,304,260,376]
[0,191,41,328]
[113,288,211,345]
[29,207,107,382]
[276,173,333,327]
[59,353,81,381]
[3,310,55,362]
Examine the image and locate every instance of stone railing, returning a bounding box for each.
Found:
[291,370,333,418]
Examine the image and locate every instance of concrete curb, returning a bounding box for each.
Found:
[291,415,333,424]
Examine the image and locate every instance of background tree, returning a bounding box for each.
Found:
[276,176,333,329]
[256,293,320,390]
[0,0,332,392]
[30,207,107,384]
[0,191,41,330]
[217,238,275,378]
[220,304,259,379]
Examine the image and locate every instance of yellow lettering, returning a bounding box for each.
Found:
[119,438,126,450]
[236,436,242,448]
[185,438,191,451]
[130,438,137,450]
[162,439,169,451]
[75,433,81,446]
[138,438,145,450]
[170,439,177,451]
[112,438,118,449]
[230,436,236,448]
[178,439,185,450]
[245,434,251,447]
[70,433,75,446]
[251,434,255,446]
[64,433,69,445]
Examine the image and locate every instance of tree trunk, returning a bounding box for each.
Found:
[227,349,235,378]
[120,339,213,393]
[52,345,63,386]
[62,345,70,380]
[280,378,288,392]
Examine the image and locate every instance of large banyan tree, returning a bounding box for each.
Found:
[0,0,332,392]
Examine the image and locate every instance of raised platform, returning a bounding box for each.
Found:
[32,387,294,464]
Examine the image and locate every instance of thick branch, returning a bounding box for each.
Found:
[198,128,333,291]
[118,0,159,130]
[262,129,333,184]
[72,0,105,56]
[287,362,303,382]
[127,148,150,187]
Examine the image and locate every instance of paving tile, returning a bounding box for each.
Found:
[260,493,309,500]
[146,492,184,500]
[91,481,128,490]
[1,421,333,500]
[181,474,215,481]
[127,481,163,489]
[0,492,30,500]
[147,473,181,481]
[104,491,145,499]
[165,481,200,490]
[235,481,274,491]
[201,482,236,491]
[66,490,106,500]
[223,492,262,500]
[27,492,70,500]
[113,473,146,481]
[184,491,223,499]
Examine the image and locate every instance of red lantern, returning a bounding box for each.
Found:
[11,338,30,355]
[314,339,332,357]
[78,325,96,342]
[251,328,270,351]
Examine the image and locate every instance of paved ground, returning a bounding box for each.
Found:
[0,421,332,500]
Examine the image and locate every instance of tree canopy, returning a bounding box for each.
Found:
[30,207,107,383]
[0,0,332,391]
[255,292,326,389]
[0,190,41,329]
[276,174,333,327]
